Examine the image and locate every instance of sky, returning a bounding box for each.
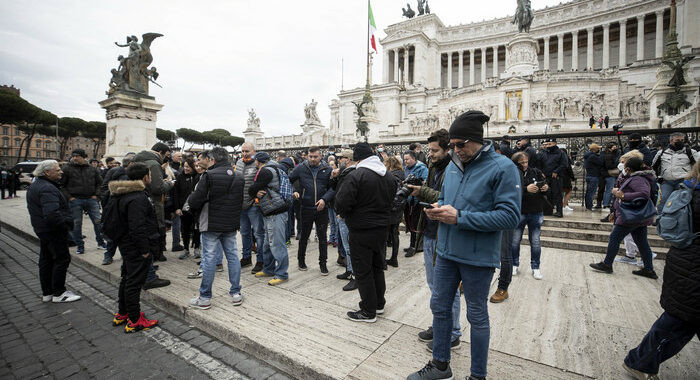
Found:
[0,0,564,138]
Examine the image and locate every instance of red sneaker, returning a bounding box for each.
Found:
[124,312,159,333]
[112,312,128,326]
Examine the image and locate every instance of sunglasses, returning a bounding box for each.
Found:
[448,140,469,150]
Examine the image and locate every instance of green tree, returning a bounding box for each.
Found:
[57,117,88,160]
[220,135,244,149]
[82,121,106,159]
[0,90,53,163]
[156,128,177,144]
[176,128,204,150]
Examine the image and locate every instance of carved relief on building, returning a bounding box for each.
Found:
[505,92,522,120]
[529,92,622,120]
[106,108,156,121]
[619,95,649,119]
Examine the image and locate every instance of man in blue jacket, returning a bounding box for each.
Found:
[407,110,521,380]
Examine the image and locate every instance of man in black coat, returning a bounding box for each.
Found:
[105,162,161,332]
[335,142,398,323]
[99,153,134,265]
[623,133,654,167]
[26,160,81,303]
[499,135,514,158]
[537,138,568,217]
[584,144,604,210]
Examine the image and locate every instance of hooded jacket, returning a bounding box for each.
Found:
[335,155,398,230]
[26,176,74,234]
[99,166,128,207]
[538,145,569,177]
[584,151,604,178]
[106,180,160,255]
[436,141,522,268]
[611,169,656,226]
[186,161,244,232]
[133,150,173,199]
[59,161,102,200]
[288,160,335,210]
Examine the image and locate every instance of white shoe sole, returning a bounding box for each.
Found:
[189,304,211,310]
[347,315,376,323]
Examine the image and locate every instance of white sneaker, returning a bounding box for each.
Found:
[652,252,657,259]
[187,269,203,279]
[52,290,81,303]
[564,206,573,211]
[42,295,52,302]
[189,296,211,310]
[512,266,518,276]
[532,269,543,280]
[231,293,243,306]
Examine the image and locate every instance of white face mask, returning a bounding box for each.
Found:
[617,163,624,172]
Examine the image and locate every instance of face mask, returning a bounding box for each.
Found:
[617,163,624,172]
[547,146,557,152]
[378,148,383,152]
[672,141,684,150]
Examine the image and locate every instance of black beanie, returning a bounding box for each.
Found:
[353,142,373,161]
[629,132,642,140]
[449,111,489,144]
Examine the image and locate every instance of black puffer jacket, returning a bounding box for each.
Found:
[288,160,335,210]
[100,166,127,207]
[602,150,619,178]
[59,161,102,200]
[186,161,244,232]
[173,172,199,210]
[584,151,604,178]
[107,180,160,256]
[660,187,700,323]
[538,146,568,177]
[26,176,74,234]
[518,166,548,214]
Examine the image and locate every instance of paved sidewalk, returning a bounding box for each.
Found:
[1,192,698,379]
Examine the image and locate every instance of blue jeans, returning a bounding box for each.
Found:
[511,213,543,269]
[146,256,157,282]
[69,198,105,250]
[262,213,289,280]
[624,312,700,375]
[431,255,494,377]
[603,224,654,270]
[172,213,181,247]
[585,176,599,210]
[658,179,682,214]
[240,206,265,263]
[199,231,242,299]
[336,217,352,273]
[423,237,461,342]
[285,203,294,242]
[602,176,616,207]
[497,229,514,290]
[328,208,338,244]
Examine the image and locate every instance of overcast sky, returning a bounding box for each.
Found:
[0,0,563,138]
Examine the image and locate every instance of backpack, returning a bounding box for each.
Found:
[657,183,699,248]
[102,197,127,243]
[276,167,293,203]
[653,146,696,177]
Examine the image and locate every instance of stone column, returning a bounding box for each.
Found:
[436,52,442,88]
[619,20,627,67]
[543,36,550,70]
[492,46,499,77]
[481,48,487,82]
[403,46,410,85]
[571,31,579,70]
[412,45,417,85]
[602,24,610,69]
[655,10,664,58]
[393,49,400,82]
[557,33,564,70]
[587,27,594,70]
[458,51,464,87]
[469,49,475,85]
[636,15,645,61]
[383,50,390,83]
[447,52,453,89]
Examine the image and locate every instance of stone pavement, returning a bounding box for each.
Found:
[0,229,290,380]
[1,192,699,379]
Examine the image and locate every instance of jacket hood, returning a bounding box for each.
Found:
[357,155,386,176]
[584,151,599,158]
[630,169,656,181]
[134,150,162,164]
[109,180,146,195]
[279,157,295,171]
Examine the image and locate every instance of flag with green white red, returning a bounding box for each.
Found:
[369,1,377,52]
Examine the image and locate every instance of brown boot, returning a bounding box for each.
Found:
[489,289,508,303]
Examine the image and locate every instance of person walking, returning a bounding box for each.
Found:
[652,132,699,213]
[174,158,200,259]
[188,148,245,309]
[335,142,398,322]
[235,142,266,273]
[26,160,81,303]
[288,146,335,275]
[402,150,429,257]
[590,157,658,279]
[407,110,521,380]
[584,144,604,210]
[60,149,106,254]
[622,162,700,379]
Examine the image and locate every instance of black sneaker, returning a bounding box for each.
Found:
[342,278,357,291]
[299,262,308,271]
[632,268,658,279]
[553,212,563,218]
[406,361,453,380]
[426,337,460,352]
[336,270,352,280]
[418,326,433,342]
[240,257,252,268]
[386,258,398,267]
[600,215,611,223]
[171,244,184,252]
[143,278,171,290]
[347,310,376,323]
[404,247,416,257]
[589,262,613,274]
[320,263,329,276]
[468,376,486,380]
[251,262,263,274]
[155,254,167,262]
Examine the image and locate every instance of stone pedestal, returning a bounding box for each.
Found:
[99,92,163,160]
[502,33,540,79]
[300,122,329,147]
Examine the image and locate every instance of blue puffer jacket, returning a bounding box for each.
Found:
[288,160,335,210]
[404,160,429,205]
[436,142,522,268]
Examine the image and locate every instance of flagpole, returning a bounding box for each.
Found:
[365,0,371,100]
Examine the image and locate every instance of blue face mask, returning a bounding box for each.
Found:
[378,148,384,152]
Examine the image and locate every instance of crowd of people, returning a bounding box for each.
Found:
[22,113,700,379]
[0,162,22,199]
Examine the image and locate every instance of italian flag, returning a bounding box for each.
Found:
[369,1,377,53]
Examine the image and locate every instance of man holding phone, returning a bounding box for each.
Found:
[407,111,521,380]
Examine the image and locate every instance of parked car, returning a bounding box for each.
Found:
[12,162,39,190]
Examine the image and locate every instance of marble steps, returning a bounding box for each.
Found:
[542,218,660,235]
[538,226,669,248]
[521,235,668,260]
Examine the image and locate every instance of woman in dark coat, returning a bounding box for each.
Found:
[622,162,700,379]
[384,156,405,268]
[174,158,200,259]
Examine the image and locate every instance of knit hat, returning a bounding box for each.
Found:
[353,142,373,161]
[336,149,354,160]
[253,151,270,163]
[71,149,87,158]
[449,111,489,144]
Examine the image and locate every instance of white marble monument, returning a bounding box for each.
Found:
[99,93,162,159]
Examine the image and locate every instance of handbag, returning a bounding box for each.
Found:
[607,168,620,177]
[618,197,657,223]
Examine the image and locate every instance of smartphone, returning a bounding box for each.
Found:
[419,202,435,209]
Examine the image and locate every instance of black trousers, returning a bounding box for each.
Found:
[596,176,606,207]
[118,252,150,323]
[180,212,200,249]
[404,203,421,248]
[546,176,563,214]
[37,231,71,297]
[349,227,387,315]
[298,208,328,265]
[386,224,400,260]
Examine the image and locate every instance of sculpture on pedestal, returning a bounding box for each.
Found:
[107,33,163,96]
[417,0,430,15]
[402,3,415,19]
[512,0,534,33]
[247,108,261,131]
[303,99,322,125]
[658,55,694,115]
[352,100,370,141]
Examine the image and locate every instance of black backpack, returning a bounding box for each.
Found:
[102,197,127,243]
[653,146,696,177]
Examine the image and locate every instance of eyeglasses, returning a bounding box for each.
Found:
[448,140,469,150]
